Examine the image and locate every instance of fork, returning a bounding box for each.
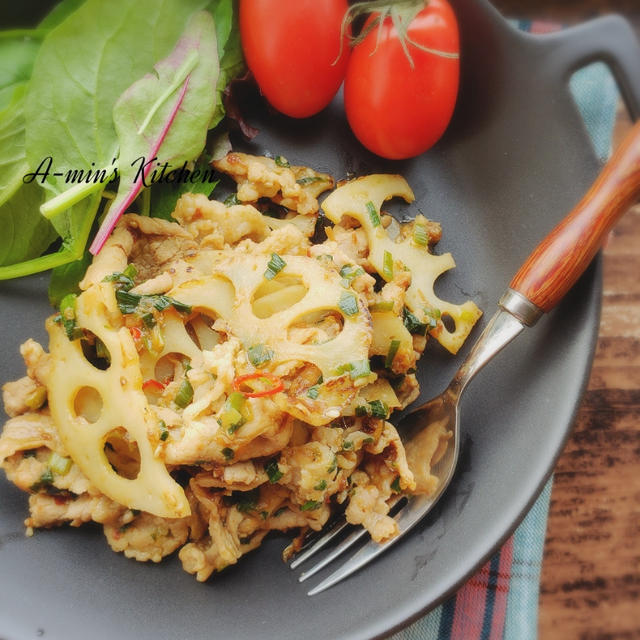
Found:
[289,120,640,595]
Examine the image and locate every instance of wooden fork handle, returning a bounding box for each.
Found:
[510,120,640,313]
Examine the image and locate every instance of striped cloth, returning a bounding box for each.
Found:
[390,20,620,640]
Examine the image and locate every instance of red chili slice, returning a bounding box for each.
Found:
[232,372,284,398]
[129,326,142,340]
[142,379,166,392]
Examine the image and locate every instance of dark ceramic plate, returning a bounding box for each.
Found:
[2,2,640,639]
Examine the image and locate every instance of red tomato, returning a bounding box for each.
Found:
[344,0,460,159]
[240,0,350,118]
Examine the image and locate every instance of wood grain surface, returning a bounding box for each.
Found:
[491,2,640,638]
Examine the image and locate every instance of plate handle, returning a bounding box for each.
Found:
[535,14,640,119]
[508,120,640,317]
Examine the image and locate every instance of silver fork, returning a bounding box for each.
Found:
[288,120,640,595]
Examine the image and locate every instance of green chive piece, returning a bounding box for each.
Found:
[327,455,338,473]
[424,307,442,330]
[342,440,353,450]
[224,193,239,206]
[219,392,247,434]
[390,476,402,493]
[413,222,429,246]
[338,291,359,316]
[247,344,274,367]
[403,307,428,336]
[314,479,327,491]
[265,459,283,484]
[296,176,325,186]
[222,447,235,460]
[386,339,401,369]
[264,253,287,280]
[174,378,194,409]
[300,500,322,511]
[59,294,82,341]
[382,251,394,281]
[339,264,365,288]
[366,201,381,227]
[275,155,290,168]
[307,385,320,399]
[158,420,169,442]
[368,399,389,419]
[369,300,394,312]
[48,452,72,476]
[349,359,371,380]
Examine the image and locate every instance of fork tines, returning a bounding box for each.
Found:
[288,494,425,595]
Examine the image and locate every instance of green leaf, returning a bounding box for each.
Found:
[91,11,219,252]
[48,250,92,307]
[0,180,57,267]
[25,0,211,192]
[0,33,41,111]
[0,85,29,208]
[38,0,87,29]
[149,157,218,221]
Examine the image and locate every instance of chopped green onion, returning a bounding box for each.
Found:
[115,290,191,317]
[368,399,389,418]
[348,359,371,380]
[366,201,381,227]
[316,254,334,267]
[272,506,287,518]
[103,264,137,291]
[314,479,327,490]
[158,420,169,442]
[413,222,429,247]
[424,307,442,330]
[355,399,389,419]
[385,339,401,369]
[264,459,283,484]
[174,378,194,409]
[382,251,394,281]
[264,253,286,280]
[235,489,259,513]
[224,193,239,206]
[275,155,290,168]
[30,468,54,492]
[59,293,82,341]
[300,500,322,511]
[369,300,394,312]
[390,476,402,493]
[221,447,235,461]
[24,386,47,411]
[327,455,338,473]
[307,385,320,399]
[95,338,111,363]
[48,452,72,476]
[338,291,359,316]
[219,392,247,434]
[296,176,325,186]
[339,264,365,288]
[363,437,374,445]
[247,344,274,367]
[403,307,428,336]
[342,440,353,450]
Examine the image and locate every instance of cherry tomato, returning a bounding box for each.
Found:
[344,0,460,159]
[240,0,350,118]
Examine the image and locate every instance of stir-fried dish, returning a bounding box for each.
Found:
[0,154,481,580]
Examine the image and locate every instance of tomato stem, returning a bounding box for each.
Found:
[339,0,459,69]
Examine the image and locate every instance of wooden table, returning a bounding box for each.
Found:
[491,2,640,637]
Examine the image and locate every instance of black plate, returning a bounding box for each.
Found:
[2,2,640,639]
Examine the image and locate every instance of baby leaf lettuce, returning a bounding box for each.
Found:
[0,0,242,284]
[91,11,219,253]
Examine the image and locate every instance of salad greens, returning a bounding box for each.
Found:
[0,0,243,300]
